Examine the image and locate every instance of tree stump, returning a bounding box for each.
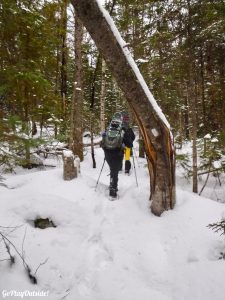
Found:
[63,150,77,180]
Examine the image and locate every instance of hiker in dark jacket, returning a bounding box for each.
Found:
[101,112,135,198]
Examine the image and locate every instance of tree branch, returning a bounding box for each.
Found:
[0,231,37,284]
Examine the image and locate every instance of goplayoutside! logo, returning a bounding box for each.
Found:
[2,290,49,298]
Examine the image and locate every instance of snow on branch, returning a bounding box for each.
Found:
[96,0,170,129]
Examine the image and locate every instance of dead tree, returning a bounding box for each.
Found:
[71,0,176,216]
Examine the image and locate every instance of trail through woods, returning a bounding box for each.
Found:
[0,146,225,300]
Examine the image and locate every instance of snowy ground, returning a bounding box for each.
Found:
[1,144,225,300]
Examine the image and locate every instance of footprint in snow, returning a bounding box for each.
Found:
[87,232,114,270]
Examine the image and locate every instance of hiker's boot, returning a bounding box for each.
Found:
[125,160,131,174]
[109,188,117,198]
[110,176,118,191]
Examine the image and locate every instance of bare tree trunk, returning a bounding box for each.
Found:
[183,93,190,139]
[71,0,176,216]
[200,46,206,133]
[90,112,96,168]
[69,12,84,161]
[60,0,68,118]
[218,46,225,134]
[186,0,198,193]
[187,80,198,193]
[23,100,31,168]
[32,121,37,136]
[192,123,198,193]
[100,59,106,133]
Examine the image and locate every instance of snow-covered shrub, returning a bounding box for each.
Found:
[208,220,225,236]
[175,153,191,179]
[199,134,224,173]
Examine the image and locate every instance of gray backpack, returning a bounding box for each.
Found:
[102,114,124,150]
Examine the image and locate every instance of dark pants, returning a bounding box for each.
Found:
[104,149,123,191]
[125,160,131,173]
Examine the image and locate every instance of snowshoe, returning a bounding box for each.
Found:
[109,193,119,201]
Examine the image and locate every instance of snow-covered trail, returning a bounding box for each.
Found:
[1,148,225,300]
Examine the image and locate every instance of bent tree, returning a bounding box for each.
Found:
[71,0,176,216]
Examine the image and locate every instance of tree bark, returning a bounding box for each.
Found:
[69,12,84,161]
[139,135,145,158]
[186,0,198,193]
[188,79,198,194]
[100,59,106,133]
[60,0,68,118]
[90,112,96,169]
[200,46,206,133]
[71,0,176,216]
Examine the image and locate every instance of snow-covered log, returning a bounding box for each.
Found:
[71,0,176,216]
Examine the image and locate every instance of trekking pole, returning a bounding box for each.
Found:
[95,158,106,191]
[132,155,138,187]
[133,147,140,168]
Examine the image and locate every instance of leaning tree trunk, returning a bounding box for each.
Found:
[71,0,176,216]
